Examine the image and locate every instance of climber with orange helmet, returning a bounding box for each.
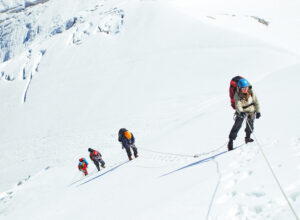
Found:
[78,158,88,176]
[88,148,105,171]
[118,128,138,160]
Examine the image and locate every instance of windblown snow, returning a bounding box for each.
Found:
[1,0,300,219]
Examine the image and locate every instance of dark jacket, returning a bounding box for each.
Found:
[121,133,135,148]
[89,150,102,161]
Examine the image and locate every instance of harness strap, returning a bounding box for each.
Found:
[242,102,255,109]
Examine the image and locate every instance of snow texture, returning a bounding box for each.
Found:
[1,0,300,219]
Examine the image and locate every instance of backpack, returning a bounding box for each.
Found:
[79,158,88,165]
[91,150,101,160]
[118,128,127,142]
[229,76,243,109]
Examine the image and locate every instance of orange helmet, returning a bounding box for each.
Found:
[124,131,132,139]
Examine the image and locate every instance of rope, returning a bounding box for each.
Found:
[138,147,195,158]
[139,142,227,159]
[193,142,227,158]
[246,117,299,220]
[206,159,222,220]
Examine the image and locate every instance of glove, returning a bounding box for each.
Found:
[256,112,261,119]
[239,112,246,118]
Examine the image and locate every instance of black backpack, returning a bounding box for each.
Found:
[118,128,127,142]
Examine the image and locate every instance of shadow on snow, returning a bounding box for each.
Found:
[77,160,130,186]
[69,160,130,187]
[160,145,243,177]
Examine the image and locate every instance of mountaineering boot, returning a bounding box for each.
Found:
[132,145,138,158]
[227,139,233,151]
[96,165,100,171]
[129,156,133,161]
[245,137,254,144]
[101,164,105,168]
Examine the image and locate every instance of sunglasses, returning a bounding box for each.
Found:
[241,87,249,92]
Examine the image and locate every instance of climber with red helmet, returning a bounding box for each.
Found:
[88,148,105,171]
[118,128,138,160]
[78,158,88,176]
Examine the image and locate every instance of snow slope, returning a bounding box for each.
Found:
[1,0,300,219]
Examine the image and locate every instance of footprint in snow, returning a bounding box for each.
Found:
[238,171,253,182]
[246,190,266,198]
[290,191,300,202]
[250,205,264,214]
[291,137,300,149]
[0,191,14,205]
[215,193,232,204]
[224,170,253,189]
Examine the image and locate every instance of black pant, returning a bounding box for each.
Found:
[93,158,105,171]
[229,113,254,140]
[124,144,138,158]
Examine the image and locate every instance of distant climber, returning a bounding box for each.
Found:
[78,158,88,176]
[118,128,138,160]
[88,148,105,171]
[228,78,261,151]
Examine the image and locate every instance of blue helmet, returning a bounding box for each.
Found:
[238,78,249,88]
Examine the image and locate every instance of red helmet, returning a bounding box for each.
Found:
[79,158,83,162]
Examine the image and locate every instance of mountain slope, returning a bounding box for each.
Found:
[1,0,300,219]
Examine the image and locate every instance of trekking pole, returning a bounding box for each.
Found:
[246,117,299,220]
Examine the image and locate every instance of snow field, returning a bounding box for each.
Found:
[1,0,300,219]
